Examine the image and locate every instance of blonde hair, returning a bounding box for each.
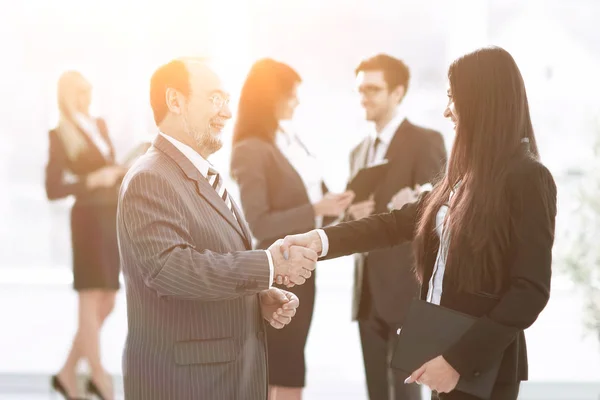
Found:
[56,71,91,161]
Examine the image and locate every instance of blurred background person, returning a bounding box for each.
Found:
[345,54,447,400]
[45,70,126,400]
[231,58,354,400]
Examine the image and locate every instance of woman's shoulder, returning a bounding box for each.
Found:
[232,137,275,154]
[507,156,557,204]
[48,127,62,142]
[509,156,554,183]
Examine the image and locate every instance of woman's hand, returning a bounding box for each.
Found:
[404,355,460,394]
[313,191,355,217]
[86,165,126,189]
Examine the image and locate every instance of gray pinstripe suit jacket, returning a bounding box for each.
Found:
[117,134,270,400]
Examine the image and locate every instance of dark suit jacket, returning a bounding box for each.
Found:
[230,137,333,250]
[348,119,446,324]
[45,118,119,205]
[323,154,558,384]
[117,134,270,400]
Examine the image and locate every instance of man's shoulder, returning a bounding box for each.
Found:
[403,120,442,138]
[402,120,444,148]
[350,136,369,156]
[120,148,181,193]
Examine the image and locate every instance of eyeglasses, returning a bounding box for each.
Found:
[208,93,230,109]
[357,84,387,97]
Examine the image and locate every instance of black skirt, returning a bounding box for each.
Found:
[70,203,120,291]
[266,271,316,387]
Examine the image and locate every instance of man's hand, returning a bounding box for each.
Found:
[268,240,317,286]
[404,355,460,394]
[347,196,375,220]
[272,230,323,287]
[259,287,299,329]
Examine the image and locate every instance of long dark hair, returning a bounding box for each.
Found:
[413,46,539,293]
[232,58,301,145]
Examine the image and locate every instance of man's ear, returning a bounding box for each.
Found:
[393,85,406,104]
[165,88,183,115]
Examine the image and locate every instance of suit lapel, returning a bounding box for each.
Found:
[74,123,109,167]
[383,119,411,162]
[352,138,371,176]
[152,135,247,241]
[230,197,253,246]
[95,119,116,163]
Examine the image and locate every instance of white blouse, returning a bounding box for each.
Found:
[426,185,459,305]
[73,113,112,160]
[275,128,325,228]
[426,204,449,305]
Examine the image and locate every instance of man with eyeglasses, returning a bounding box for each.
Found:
[116,58,317,399]
[347,54,447,400]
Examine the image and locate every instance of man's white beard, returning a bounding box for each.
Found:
[182,116,221,155]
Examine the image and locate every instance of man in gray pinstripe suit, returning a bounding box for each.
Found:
[116,58,318,399]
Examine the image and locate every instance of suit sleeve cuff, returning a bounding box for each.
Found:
[316,229,329,257]
[264,250,274,286]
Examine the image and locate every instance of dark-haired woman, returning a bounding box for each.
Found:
[280,46,557,400]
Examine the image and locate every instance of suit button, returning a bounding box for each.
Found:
[473,371,480,377]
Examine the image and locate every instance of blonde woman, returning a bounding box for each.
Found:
[45,71,124,400]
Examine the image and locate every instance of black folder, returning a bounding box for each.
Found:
[346,160,391,203]
[391,300,502,399]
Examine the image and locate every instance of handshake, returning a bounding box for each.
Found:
[267,230,324,287]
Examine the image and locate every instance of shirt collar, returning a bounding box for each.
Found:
[372,107,406,146]
[158,132,211,177]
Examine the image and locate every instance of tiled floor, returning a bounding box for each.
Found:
[0,257,372,399]
[1,258,600,399]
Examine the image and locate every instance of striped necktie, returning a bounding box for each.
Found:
[206,166,236,220]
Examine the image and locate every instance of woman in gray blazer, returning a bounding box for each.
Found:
[231,59,354,400]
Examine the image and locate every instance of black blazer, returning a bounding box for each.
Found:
[323,154,557,383]
[347,119,447,324]
[231,137,334,250]
[45,118,119,205]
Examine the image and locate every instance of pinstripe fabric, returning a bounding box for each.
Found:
[117,134,270,400]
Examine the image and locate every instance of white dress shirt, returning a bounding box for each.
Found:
[318,108,407,257]
[159,132,274,286]
[275,128,325,228]
[367,107,406,165]
[319,191,455,302]
[74,113,112,159]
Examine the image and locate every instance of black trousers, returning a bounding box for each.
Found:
[432,383,520,400]
[358,300,421,400]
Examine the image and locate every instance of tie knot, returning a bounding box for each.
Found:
[207,167,219,177]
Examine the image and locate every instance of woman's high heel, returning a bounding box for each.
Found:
[87,378,112,400]
[50,375,86,400]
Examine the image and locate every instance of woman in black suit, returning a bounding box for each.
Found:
[279,47,557,400]
[230,59,354,400]
[46,71,125,400]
